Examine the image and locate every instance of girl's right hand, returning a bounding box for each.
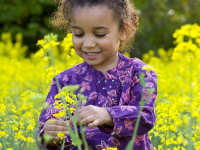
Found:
[43,119,70,145]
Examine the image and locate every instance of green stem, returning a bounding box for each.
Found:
[126,72,154,150]
[25,128,28,149]
[61,139,65,150]
[126,92,146,150]
[11,128,14,148]
[78,119,89,150]
[49,47,61,93]
[1,138,7,149]
[125,106,143,150]
[49,52,79,149]
[49,46,82,150]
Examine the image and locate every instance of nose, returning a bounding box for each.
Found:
[83,36,96,49]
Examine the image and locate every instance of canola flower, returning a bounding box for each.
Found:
[57,132,65,140]
[102,148,118,150]
[0,24,200,149]
[142,65,155,73]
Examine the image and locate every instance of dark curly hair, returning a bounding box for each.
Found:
[51,0,139,51]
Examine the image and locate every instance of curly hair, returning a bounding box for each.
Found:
[51,0,139,51]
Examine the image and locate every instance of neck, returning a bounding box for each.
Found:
[93,52,119,76]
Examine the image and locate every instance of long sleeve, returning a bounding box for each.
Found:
[98,63,157,138]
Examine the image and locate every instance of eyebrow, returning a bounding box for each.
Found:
[94,26,109,30]
[71,26,109,30]
[71,26,81,29]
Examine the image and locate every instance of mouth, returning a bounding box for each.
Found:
[84,52,100,55]
[84,52,100,59]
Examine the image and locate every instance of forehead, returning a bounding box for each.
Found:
[71,5,119,27]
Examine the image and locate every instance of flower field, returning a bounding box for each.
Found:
[0,24,200,150]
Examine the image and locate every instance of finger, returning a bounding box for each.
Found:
[79,105,91,114]
[81,115,94,125]
[79,110,91,120]
[46,118,56,125]
[47,124,68,131]
[53,120,69,127]
[45,130,70,137]
[88,119,99,128]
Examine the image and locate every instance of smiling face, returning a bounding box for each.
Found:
[71,5,126,74]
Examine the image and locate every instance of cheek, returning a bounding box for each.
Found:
[72,39,83,57]
[101,40,119,51]
[103,34,120,49]
[72,37,82,50]
[98,38,113,49]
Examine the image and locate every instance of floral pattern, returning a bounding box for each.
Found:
[36,52,157,150]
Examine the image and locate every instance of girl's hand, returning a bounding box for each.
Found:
[72,105,114,128]
[43,119,70,145]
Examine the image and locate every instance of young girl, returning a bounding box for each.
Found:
[36,0,157,149]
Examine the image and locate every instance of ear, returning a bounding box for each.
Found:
[120,25,128,42]
[120,33,127,42]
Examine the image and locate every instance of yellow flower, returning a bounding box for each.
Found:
[6,148,13,150]
[53,110,66,118]
[65,94,75,104]
[36,39,44,46]
[71,138,76,146]
[53,100,64,110]
[27,124,34,130]
[12,125,18,131]
[142,65,155,72]
[57,132,65,140]
[0,130,7,138]
[43,43,51,50]
[69,107,75,114]
[27,137,35,142]
[35,48,44,58]
[0,104,6,115]
[123,52,130,57]
[50,40,59,47]
[107,147,118,150]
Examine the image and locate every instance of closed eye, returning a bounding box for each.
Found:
[74,34,84,37]
[95,34,106,37]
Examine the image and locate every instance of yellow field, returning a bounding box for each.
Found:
[0,24,200,150]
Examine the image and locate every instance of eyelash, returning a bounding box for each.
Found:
[74,34,84,37]
[74,34,106,38]
[96,34,106,37]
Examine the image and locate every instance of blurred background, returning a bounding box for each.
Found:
[0,0,200,58]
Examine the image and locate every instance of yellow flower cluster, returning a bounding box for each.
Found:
[145,24,200,149]
[52,87,79,118]
[0,33,82,149]
[0,24,200,149]
[172,23,200,62]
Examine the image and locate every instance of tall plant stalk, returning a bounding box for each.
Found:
[126,73,155,150]
[42,36,89,149]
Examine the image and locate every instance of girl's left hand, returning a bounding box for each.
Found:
[71,105,114,128]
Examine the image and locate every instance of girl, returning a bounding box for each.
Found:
[36,0,157,149]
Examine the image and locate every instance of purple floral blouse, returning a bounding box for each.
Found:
[36,52,157,150]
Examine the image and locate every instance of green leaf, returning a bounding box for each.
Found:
[125,140,134,150]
